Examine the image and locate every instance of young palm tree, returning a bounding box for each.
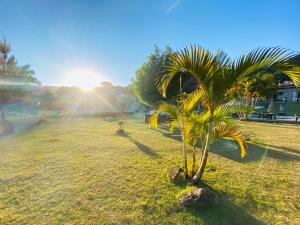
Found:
[158,46,300,183]
[184,101,249,182]
[148,101,190,178]
[183,111,206,177]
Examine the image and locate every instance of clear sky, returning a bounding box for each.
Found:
[0,0,299,88]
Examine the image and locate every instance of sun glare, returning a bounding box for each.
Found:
[61,67,102,91]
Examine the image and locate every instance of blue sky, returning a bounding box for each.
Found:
[0,0,299,87]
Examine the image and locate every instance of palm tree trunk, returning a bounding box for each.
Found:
[181,133,188,179]
[192,121,212,183]
[179,74,182,93]
[192,145,196,176]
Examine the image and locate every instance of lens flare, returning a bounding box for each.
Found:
[60,67,103,91]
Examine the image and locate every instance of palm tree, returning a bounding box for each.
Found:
[158,46,300,183]
[148,99,190,178]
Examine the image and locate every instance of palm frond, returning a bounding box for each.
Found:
[183,111,209,145]
[169,120,179,133]
[214,101,253,117]
[157,45,218,98]
[233,47,300,86]
[271,61,300,86]
[183,89,212,112]
[148,102,178,128]
[213,123,247,158]
[148,111,160,128]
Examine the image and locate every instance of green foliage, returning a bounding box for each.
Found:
[0,37,39,107]
[132,46,182,105]
[37,82,138,113]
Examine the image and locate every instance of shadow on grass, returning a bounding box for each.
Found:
[116,129,160,158]
[183,183,265,225]
[186,197,265,225]
[0,118,46,138]
[211,140,300,162]
[261,144,300,155]
[158,125,300,162]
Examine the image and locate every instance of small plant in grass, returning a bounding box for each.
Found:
[116,120,127,136]
[118,120,125,130]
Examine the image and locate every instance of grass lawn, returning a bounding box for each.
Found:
[0,116,299,225]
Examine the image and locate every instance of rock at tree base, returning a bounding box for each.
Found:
[179,188,218,207]
[168,167,184,182]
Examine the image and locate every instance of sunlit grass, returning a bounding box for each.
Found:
[0,117,299,224]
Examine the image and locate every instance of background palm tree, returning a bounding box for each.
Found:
[158,46,300,183]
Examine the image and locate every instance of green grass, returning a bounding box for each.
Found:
[0,117,299,224]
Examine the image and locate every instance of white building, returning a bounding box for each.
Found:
[275,82,300,102]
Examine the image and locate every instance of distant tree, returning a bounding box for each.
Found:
[132,46,186,106]
[94,82,131,111]
[99,81,114,88]
[38,89,57,110]
[0,37,39,129]
[116,93,135,112]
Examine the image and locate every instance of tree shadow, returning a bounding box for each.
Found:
[0,118,46,138]
[260,144,300,155]
[184,183,265,225]
[211,140,300,162]
[156,125,300,162]
[117,130,160,158]
[163,132,182,142]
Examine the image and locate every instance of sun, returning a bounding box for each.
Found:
[60,67,102,91]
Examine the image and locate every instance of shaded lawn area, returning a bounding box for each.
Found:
[0,118,299,224]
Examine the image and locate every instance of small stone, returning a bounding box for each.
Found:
[168,166,184,182]
[179,188,218,207]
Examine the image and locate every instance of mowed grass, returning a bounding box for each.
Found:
[0,117,299,225]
